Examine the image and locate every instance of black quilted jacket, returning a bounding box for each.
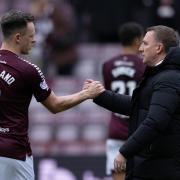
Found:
[94,47,180,179]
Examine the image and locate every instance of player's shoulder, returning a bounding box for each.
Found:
[103,54,123,68]
[104,54,123,63]
[105,54,141,62]
[103,54,142,67]
[18,57,45,79]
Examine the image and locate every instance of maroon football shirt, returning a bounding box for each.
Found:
[102,54,145,140]
[0,50,51,160]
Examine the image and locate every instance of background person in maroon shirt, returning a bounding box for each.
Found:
[102,22,145,180]
[0,10,104,180]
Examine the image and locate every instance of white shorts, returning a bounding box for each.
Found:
[106,139,125,175]
[0,155,35,180]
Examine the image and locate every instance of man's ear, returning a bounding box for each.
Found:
[14,33,21,44]
[156,42,164,54]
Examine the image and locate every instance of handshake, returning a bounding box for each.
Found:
[82,79,105,99]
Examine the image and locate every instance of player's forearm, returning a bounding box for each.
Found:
[42,90,89,113]
[51,90,89,113]
[42,81,105,113]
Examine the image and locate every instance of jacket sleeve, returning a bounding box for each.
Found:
[120,79,180,158]
[93,90,132,116]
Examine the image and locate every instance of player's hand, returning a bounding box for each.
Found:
[83,79,94,90]
[114,153,126,173]
[83,79,105,99]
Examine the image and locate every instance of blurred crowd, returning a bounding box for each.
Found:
[0,0,180,77]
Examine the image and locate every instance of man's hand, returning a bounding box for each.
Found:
[83,79,105,99]
[83,79,94,90]
[114,152,127,173]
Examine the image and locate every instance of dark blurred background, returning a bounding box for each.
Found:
[0,0,180,179]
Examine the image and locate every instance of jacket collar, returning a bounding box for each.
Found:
[143,47,180,77]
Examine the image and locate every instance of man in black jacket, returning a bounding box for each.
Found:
[89,25,180,179]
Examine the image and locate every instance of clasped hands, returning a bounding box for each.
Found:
[83,79,105,99]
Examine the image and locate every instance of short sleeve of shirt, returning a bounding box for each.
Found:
[27,65,51,102]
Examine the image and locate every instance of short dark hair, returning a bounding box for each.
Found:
[147,25,179,53]
[118,22,144,46]
[0,10,34,39]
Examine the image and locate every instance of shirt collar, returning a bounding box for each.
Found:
[154,59,164,66]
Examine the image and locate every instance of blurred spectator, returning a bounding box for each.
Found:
[73,0,180,42]
[131,0,155,28]
[0,0,8,15]
[29,0,53,67]
[73,0,134,42]
[152,0,179,30]
[44,1,79,76]
[9,0,31,12]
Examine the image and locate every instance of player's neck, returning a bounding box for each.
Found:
[1,41,21,55]
[121,46,138,55]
